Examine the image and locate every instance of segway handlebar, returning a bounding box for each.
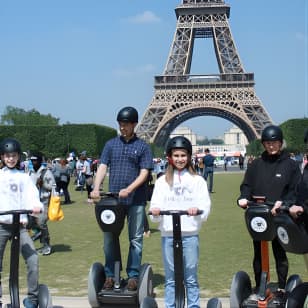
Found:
[99,192,119,198]
[244,199,302,217]
[148,209,203,216]
[0,209,39,216]
[245,199,294,208]
[275,204,303,217]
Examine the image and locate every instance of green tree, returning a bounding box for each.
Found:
[1,105,59,125]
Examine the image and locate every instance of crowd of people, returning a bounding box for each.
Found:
[0,105,308,307]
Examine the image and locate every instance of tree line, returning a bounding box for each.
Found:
[1,105,308,158]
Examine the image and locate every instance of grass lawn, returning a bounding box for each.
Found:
[2,171,308,298]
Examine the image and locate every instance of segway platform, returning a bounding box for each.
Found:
[230,200,302,308]
[88,193,154,308]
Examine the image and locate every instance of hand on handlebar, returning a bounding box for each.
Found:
[32,207,42,215]
[149,208,161,216]
[119,188,131,199]
[289,205,304,219]
[90,190,101,203]
[271,200,283,216]
[238,198,248,209]
[186,207,200,216]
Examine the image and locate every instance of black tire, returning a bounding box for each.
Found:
[140,296,158,308]
[38,284,52,308]
[88,262,105,308]
[285,274,302,293]
[230,271,252,308]
[286,282,308,308]
[207,297,222,308]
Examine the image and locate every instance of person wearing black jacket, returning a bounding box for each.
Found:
[237,125,301,296]
[287,130,308,228]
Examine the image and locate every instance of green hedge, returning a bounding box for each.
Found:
[0,124,117,159]
[280,118,308,153]
[246,118,308,156]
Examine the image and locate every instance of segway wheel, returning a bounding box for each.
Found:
[140,296,158,308]
[285,274,302,293]
[38,284,52,308]
[138,263,154,305]
[207,297,222,308]
[286,282,308,308]
[88,262,105,308]
[230,271,252,308]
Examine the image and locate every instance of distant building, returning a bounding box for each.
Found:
[170,126,197,146]
[170,125,248,156]
[224,126,248,146]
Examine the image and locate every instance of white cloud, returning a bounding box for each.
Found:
[126,11,161,24]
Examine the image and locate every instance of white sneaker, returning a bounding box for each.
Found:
[248,293,258,301]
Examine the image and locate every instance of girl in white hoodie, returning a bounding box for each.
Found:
[150,136,211,308]
[0,138,43,308]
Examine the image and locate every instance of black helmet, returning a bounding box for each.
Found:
[261,125,283,143]
[0,138,22,155]
[166,136,192,156]
[30,151,43,163]
[116,106,138,123]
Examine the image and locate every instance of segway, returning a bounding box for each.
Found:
[273,205,308,307]
[87,193,154,308]
[230,197,302,308]
[0,209,52,308]
[142,210,218,308]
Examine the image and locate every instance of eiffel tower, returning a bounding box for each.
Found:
[137,0,272,147]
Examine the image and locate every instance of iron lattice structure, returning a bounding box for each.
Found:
[136,0,272,147]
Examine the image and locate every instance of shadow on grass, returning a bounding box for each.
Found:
[152,273,165,288]
[51,244,72,253]
[149,228,159,235]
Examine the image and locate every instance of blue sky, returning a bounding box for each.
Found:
[0,0,307,138]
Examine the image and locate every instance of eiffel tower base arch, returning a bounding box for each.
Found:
[137,77,272,147]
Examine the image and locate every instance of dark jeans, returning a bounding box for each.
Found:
[56,181,71,203]
[203,167,214,192]
[253,237,288,289]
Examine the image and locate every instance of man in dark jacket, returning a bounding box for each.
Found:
[203,148,215,193]
[287,129,308,228]
[237,125,301,296]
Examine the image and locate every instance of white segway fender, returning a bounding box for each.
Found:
[38,284,52,308]
[138,263,154,305]
[88,262,105,308]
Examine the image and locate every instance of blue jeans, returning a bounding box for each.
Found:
[103,204,145,278]
[162,235,200,308]
[203,167,214,193]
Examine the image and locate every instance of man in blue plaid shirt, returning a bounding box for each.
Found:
[91,106,153,291]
